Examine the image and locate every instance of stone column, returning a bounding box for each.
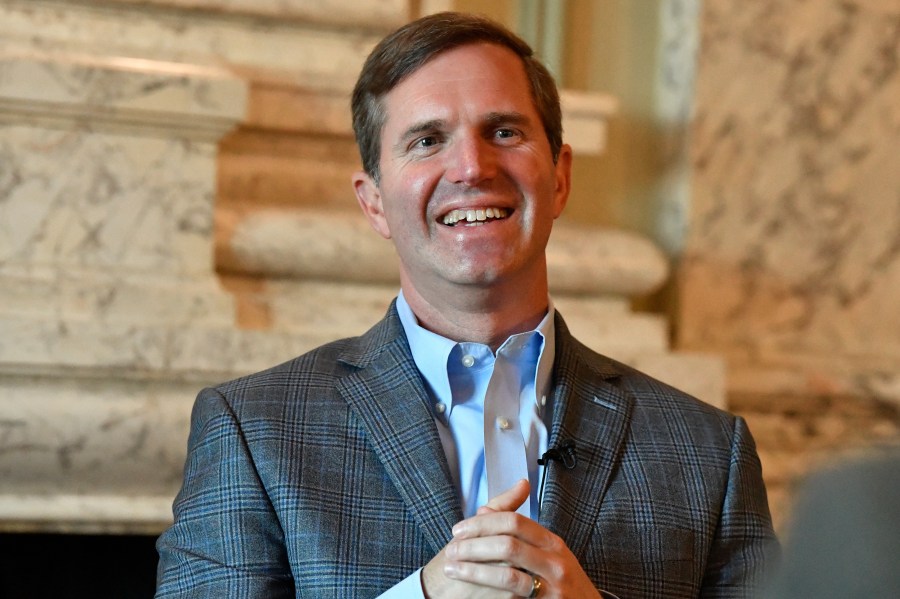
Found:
[681,0,900,528]
[0,52,254,533]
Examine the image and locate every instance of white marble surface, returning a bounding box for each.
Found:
[100,0,408,28]
[0,375,194,494]
[0,0,382,91]
[0,374,194,533]
[0,53,245,275]
[0,316,322,379]
[1,265,234,327]
[0,42,250,531]
[0,52,246,137]
[0,125,218,275]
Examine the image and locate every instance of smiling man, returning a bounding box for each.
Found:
[156,12,777,599]
[352,40,569,355]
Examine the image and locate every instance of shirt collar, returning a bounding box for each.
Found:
[396,291,457,406]
[396,291,556,413]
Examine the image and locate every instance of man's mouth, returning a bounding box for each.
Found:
[441,207,511,227]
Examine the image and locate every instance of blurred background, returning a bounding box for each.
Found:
[1,0,897,596]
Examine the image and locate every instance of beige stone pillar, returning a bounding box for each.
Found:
[681,0,900,528]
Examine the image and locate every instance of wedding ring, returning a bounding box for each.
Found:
[528,574,543,598]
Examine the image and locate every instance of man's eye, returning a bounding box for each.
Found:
[495,128,519,140]
[415,136,439,148]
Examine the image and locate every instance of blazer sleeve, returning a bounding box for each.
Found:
[700,415,779,598]
[155,388,294,598]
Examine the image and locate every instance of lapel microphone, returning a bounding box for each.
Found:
[538,440,577,469]
[537,440,577,518]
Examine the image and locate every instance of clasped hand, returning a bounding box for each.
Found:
[421,479,601,598]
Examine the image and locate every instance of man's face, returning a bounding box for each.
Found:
[353,42,571,301]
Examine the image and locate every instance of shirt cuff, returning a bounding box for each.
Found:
[375,568,426,599]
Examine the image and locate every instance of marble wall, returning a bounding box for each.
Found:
[681,0,900,524]
[0,0,726,534]
[0,2,400,534]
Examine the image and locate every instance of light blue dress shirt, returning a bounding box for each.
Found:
[380,292,555,598]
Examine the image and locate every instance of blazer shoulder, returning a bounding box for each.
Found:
[206,306,405,408]
[562,328,735,430]
[210,336,357,397]
[618,356,730,420]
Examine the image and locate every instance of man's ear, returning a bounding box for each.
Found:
[552,143,573,219]
[352,170,392,239]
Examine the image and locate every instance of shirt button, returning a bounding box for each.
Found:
[461,354,475,368]
[540,395,547,407]
[435,402,446,414]
[497,417,511,430]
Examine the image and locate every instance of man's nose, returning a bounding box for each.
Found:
[445,135,497,186]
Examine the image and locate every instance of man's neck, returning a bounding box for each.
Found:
[399,279,550,351]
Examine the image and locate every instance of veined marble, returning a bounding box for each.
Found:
[0,374,199,533]
[0,44,249,532]
[98,0,408,28]
[681,0,900,398]
[0,125,218,274]
[0,52,245,137]
[0,266,234,327]
[0,53,244,275]
[0,0,383,91]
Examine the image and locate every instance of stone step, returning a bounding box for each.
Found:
[218,135,360,208]
[0,1,382,91]
[101,0,409,30]
[0,267,235,327]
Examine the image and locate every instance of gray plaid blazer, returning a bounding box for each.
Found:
[156,304,776,598]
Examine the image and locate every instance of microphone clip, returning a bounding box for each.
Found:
[537,440,577,469]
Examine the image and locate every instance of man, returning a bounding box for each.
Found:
[156,12,777,598]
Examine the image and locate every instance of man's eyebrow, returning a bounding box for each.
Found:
[483,111,532,127]
[395,119,447,149]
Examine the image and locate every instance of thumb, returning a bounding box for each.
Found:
[477,478,530,515]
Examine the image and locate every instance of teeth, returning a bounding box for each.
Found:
[442,207,509,226]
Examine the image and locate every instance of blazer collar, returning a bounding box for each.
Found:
[539,312,633,560]
[336,301,463,554]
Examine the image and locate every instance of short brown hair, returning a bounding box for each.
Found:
[351,12,563,182]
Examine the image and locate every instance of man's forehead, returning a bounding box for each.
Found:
[387,42,527,95]
[380,43,534,122]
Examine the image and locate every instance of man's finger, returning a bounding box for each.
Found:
[481,478,530,513]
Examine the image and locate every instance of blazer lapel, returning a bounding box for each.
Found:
[540,315,633,560]
[336,306,463,554]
